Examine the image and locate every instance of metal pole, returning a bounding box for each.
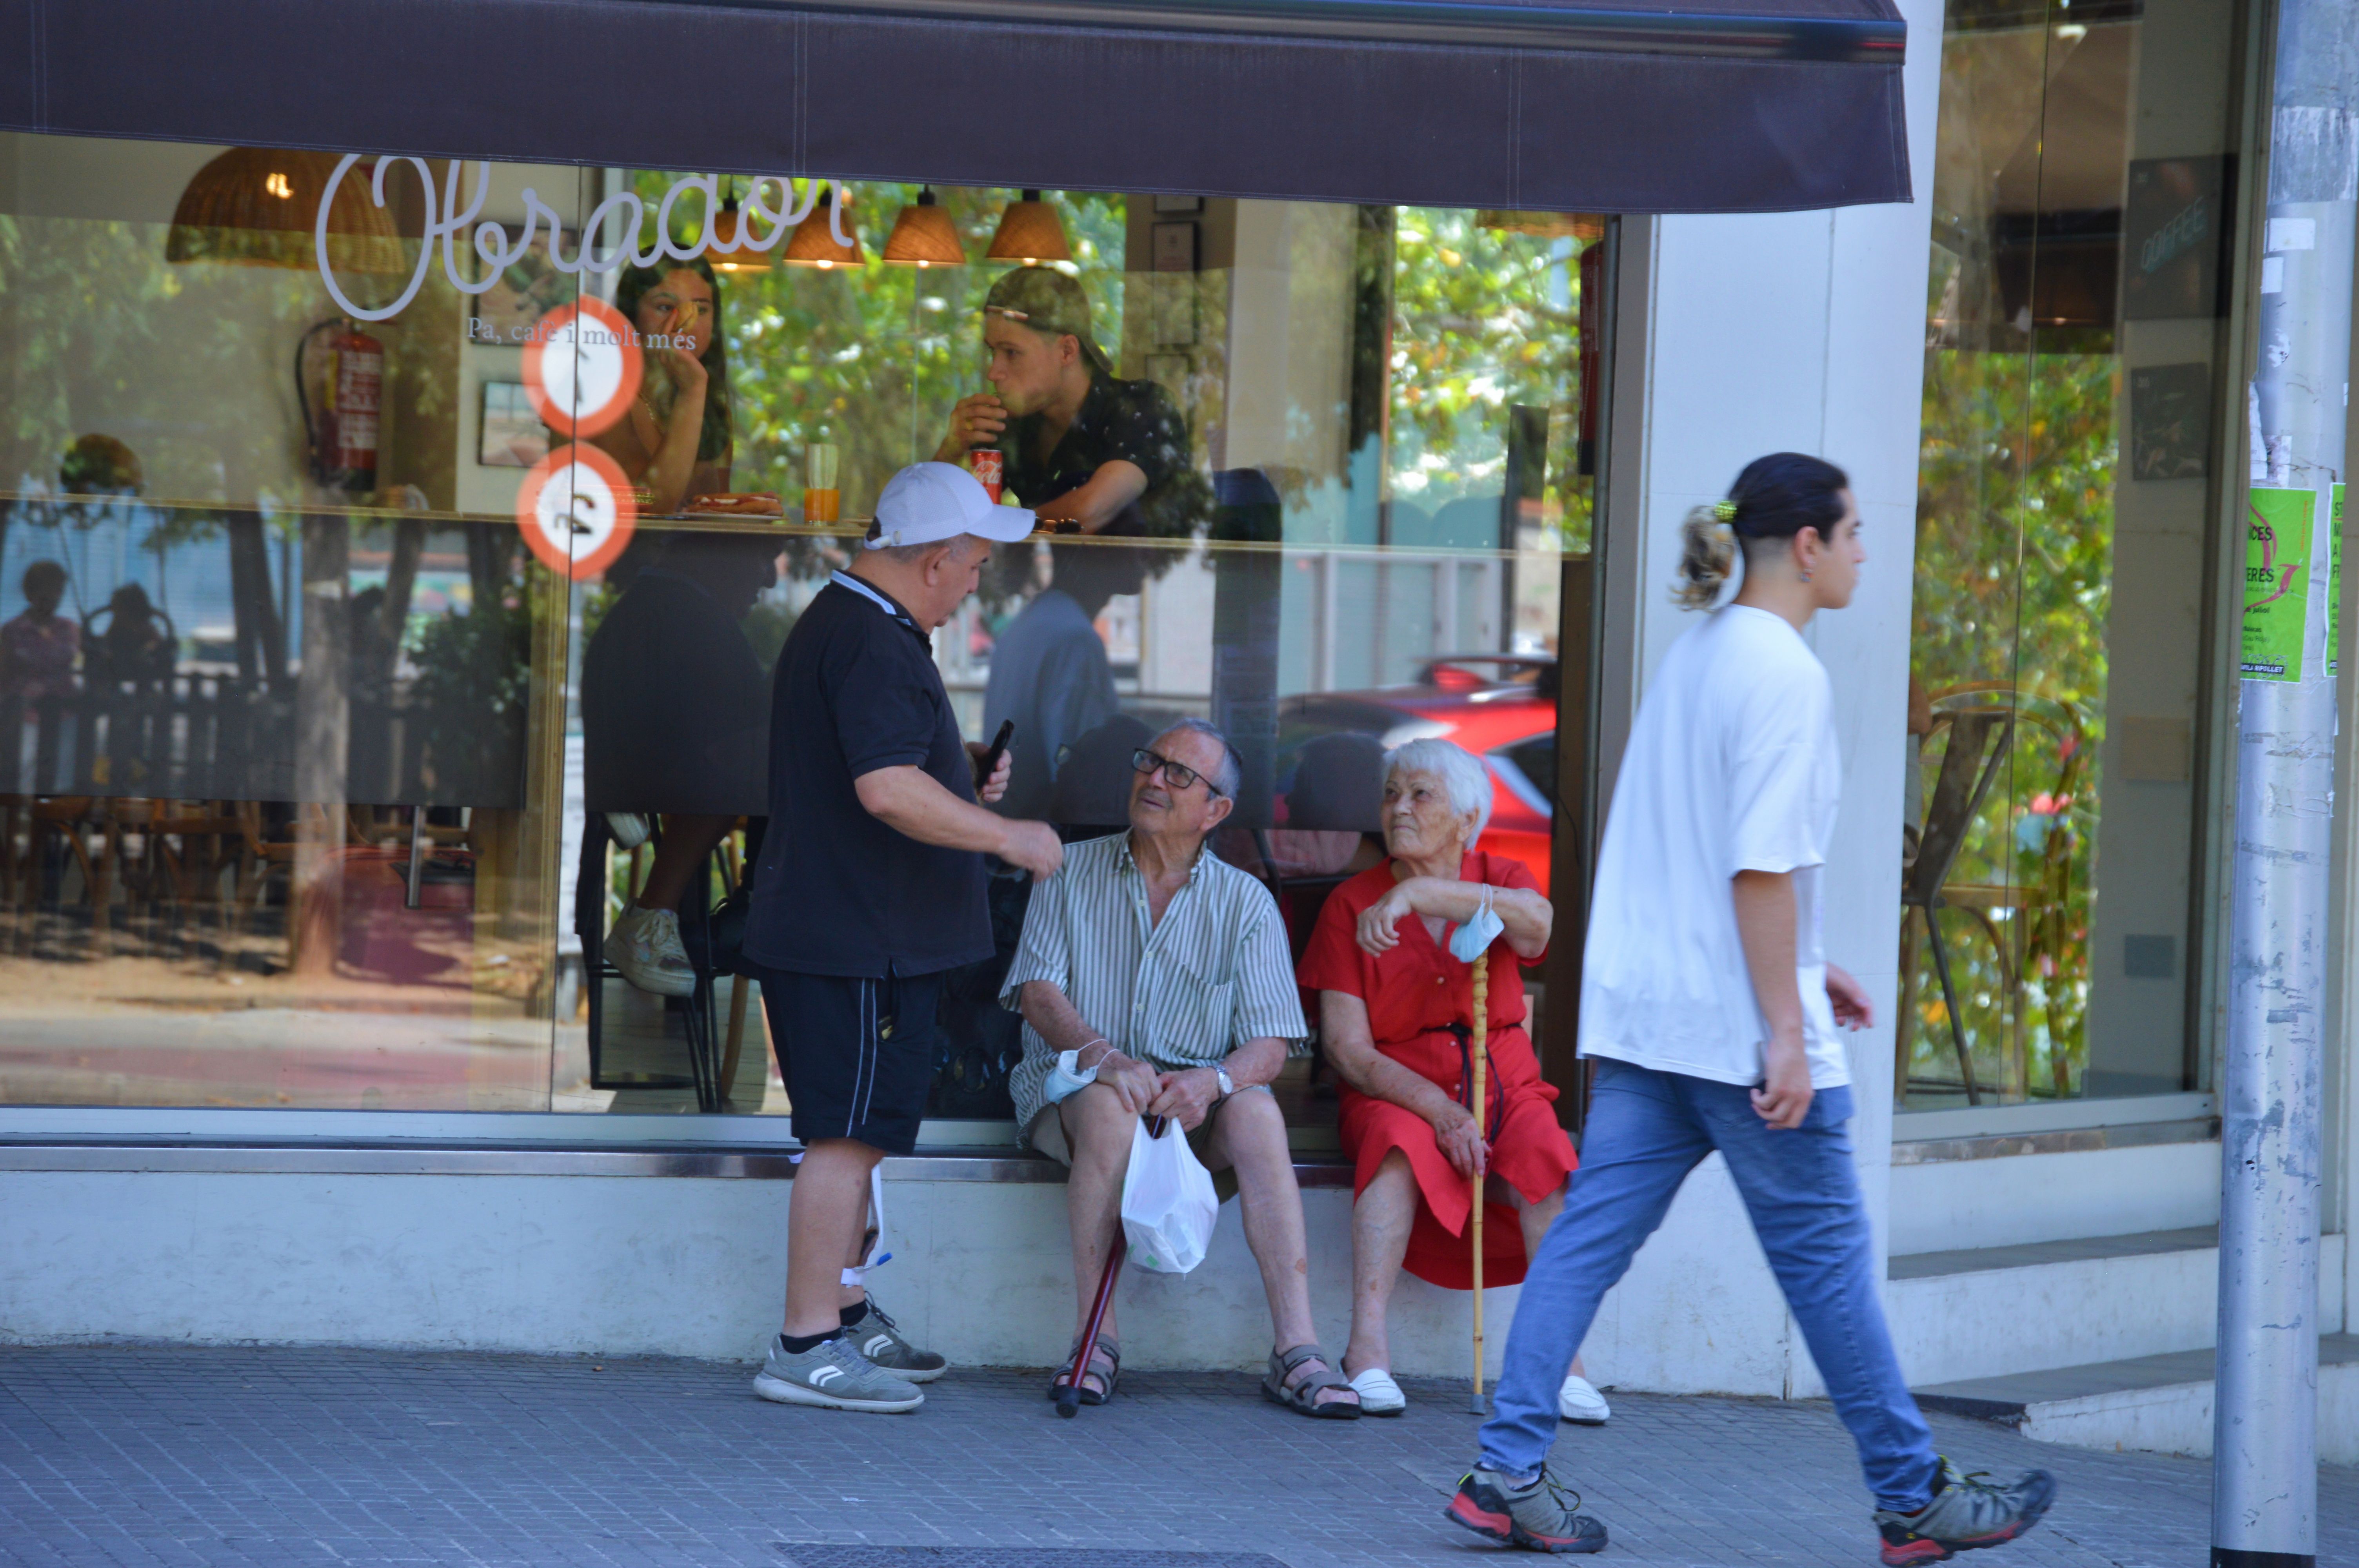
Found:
[2216,0,2357,1559]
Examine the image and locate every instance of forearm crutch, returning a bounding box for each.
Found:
[1057,1114,1162,1419]
[1469,951,1489,1416]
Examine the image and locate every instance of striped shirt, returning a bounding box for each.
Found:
[1002,832,1309,1130]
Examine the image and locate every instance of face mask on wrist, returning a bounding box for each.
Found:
[1448,886,1503,963]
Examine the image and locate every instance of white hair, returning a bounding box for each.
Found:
[1157,717,1242,799]
[1383,737,1491,845]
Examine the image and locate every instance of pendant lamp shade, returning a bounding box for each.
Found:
[166,147,407,273]
[1475,211,1607,242]
[707,195,774,273]
[783,193,864,269]
[987,190,1070,266]
[882,188,966,268]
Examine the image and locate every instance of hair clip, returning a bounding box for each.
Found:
[1713,499,1739,523]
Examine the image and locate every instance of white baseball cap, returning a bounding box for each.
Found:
[865,462,1036,550]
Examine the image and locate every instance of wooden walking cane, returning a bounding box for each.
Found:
[1469,951,1490,1415]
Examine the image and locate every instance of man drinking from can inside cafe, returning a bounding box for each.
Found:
[936,267,1197,820]
[739,461,1065,1414]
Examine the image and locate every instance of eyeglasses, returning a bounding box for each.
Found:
[1131,747,1224,798]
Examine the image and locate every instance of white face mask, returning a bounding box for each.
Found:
[1448,886,1503,963]
[1043,1048,1101,1105]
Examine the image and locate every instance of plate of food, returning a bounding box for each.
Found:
[680,492,784,519]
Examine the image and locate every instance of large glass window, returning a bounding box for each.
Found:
[0,136,1604,1123]
[1902,0,2247,1110]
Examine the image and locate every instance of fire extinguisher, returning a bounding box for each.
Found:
[296,318,383,493]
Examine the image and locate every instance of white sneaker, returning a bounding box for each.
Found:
[1558,1373,1611,1425]
[603,904,694,997]
[1347,1366,1406,1416]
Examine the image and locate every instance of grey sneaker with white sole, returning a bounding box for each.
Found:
[843,1297,947,1383]
[751,1333,924,1413]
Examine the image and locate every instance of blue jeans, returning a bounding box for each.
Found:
[1477,1059,1939,1513]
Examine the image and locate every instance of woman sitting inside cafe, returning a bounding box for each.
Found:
[588,256,733,517]
[1298,737,1607,1422]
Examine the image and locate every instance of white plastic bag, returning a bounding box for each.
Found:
[1120,1118,1219,1274]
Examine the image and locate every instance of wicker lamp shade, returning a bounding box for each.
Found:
[986,190,1070,265]
[882,189,966,268]
[783,194,864,269]
[707,196,774,274]
[166,147,407,273]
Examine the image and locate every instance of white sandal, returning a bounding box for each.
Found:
[1348,1366,1407,1416]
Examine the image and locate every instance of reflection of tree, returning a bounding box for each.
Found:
[1389,211,1590,546]
[1910,347,2116,1100]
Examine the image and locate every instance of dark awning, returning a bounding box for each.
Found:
[0,0,1910,213]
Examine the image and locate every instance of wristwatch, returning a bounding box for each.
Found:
[1212,1063,1236,1101]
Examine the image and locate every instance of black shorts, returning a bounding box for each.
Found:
[754,965,940,1157]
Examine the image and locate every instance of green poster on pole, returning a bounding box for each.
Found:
[2333,483,2344,678]
[2243,487,2316,681]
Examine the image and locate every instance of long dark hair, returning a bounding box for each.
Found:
[615,256,733,465]
[1674,452,1850,609]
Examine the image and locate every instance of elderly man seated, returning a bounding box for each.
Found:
[1003,718,1361,1417]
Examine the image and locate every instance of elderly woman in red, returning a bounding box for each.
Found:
[1298,737,1605,1420]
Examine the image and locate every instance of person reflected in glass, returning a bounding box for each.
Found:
[0,560,78,790]
[1006,720,1359,1416]
[980,541,1144,821]
[585,530,779,996]
[1299,738,1603,1422]
[588,258,734,517]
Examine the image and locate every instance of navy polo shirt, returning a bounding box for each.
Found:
[742,571,992,978]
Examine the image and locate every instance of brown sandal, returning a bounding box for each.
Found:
[1261,1343,1363,1419]
[1047,1334,1120,1406]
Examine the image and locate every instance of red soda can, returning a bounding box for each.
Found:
[970,447,1004,504]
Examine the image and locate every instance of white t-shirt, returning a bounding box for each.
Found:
[1579,604,1849,1088]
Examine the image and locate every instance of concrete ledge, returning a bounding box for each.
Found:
[1916,1334,2359,1464]
[0,1140,1356,1187]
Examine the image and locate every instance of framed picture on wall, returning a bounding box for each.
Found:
[466,226,580,337]
[1153,194,1204,215]
[1151,220,1198,273]
[2128,362,2213,481]
[478,381,549,468]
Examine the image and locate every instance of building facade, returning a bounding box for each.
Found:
[0,0,2346,1461]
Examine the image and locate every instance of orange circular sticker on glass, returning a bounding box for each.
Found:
[516,444,637,580]
[522,297,642,438]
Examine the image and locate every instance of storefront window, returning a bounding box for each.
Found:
[1902,0,2246,1109]
[0,136,1603,1122]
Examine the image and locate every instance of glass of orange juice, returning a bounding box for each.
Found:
[803,443,841,524]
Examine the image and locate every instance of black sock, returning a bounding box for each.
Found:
[839,1301,870,1328]
[778,1328,840,1356]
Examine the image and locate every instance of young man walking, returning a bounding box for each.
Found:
[739,462,1064,1413]
[1443,456,2057,1562]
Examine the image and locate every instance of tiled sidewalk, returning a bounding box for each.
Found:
[0,1345,2349,1567]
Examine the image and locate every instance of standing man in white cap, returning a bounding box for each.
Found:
[741,461,1064,1413]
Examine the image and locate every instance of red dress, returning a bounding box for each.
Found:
[1298,851,1577,1290]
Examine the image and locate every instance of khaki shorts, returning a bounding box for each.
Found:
[1024,1083,1274,1205]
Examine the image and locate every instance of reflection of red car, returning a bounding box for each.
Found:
[1273,654,1561,897]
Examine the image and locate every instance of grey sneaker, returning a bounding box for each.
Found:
[751,1333,923,1413]
[1446,1466,1608,1554]
[604,904,694,997]
[1875,1459,2057,1564]
[843,1297,947,1383]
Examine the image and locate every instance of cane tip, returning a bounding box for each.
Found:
[1055,1392,1081,1418]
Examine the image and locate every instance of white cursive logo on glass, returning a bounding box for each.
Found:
[314,156,848,323]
